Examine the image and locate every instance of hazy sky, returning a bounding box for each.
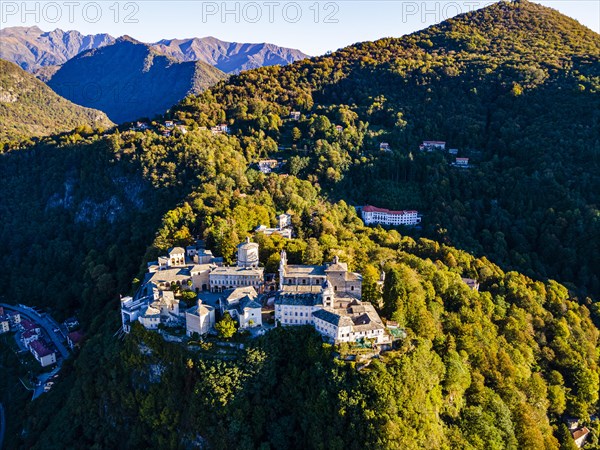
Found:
[1,1,598,55]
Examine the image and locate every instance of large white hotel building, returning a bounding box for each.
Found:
[361,205,421,226]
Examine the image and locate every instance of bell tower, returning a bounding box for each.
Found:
[278,250,287,290]
[321,279,335,308]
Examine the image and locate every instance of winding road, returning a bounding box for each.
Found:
[0,303,69,359]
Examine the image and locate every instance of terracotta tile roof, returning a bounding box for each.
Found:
[362,205,418,215]
[30,340,54,358]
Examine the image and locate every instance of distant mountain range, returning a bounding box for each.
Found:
[0,26,309,74]
[152,36,309,73]
[0,26,309,123]
[0,26,114,71]
[46,37,228,123]
[0,59,113,143]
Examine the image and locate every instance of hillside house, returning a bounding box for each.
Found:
[420,140,446,151]
[257,159,280,174]
[67,330,85,350]
[137,291,182,330]
[290,111,301,120]
[255,212,293,239]
[28,340,56,367]
[211,124,230,134]
[255,225,292,239]
[462,278,480,291]
[572,427,590,448]
[454,157,470,167]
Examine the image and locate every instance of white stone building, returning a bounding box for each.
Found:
[185,299,215,337]
[29,340,57,367]
[312,300,388,345]
[361,205,421,227]
[137,291,181,330]
[220,286,262,329]
[255,213,293,239]
[121,239,266,333]
[274,255,388,345]
[278,252,362,295]
[209,238,264,292]
[121,291,182,332]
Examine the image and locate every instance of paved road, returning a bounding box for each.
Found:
[0,304,69,359]
[0,403,5,450]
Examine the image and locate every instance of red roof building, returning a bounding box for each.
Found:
[22,329,40,345]
[67,330,85,349]
[21,319,40,332]
[361,205,421,226]
[29,340,57,367]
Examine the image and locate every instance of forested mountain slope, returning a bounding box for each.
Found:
[0,59,113,143]
[0,1,598,449]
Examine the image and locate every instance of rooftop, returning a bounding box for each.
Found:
[224,286,259,304]
[30,340,55,358]
[362,205,418,215]
[21,319,38,331]
[313,300,384,332]
[67,330,85,344]
[210,266,264,276]
[280,285,323,294]
[572,427,590,441]
[312,308,353,327]
[146,267,192,285]
[284,264,326,277]
[187,302,214,317]
[22,329,39,339]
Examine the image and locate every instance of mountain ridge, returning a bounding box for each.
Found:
[152,36,309,73]
[0,26,309,74]
[46,39,228,123]
[0,26,115,71]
